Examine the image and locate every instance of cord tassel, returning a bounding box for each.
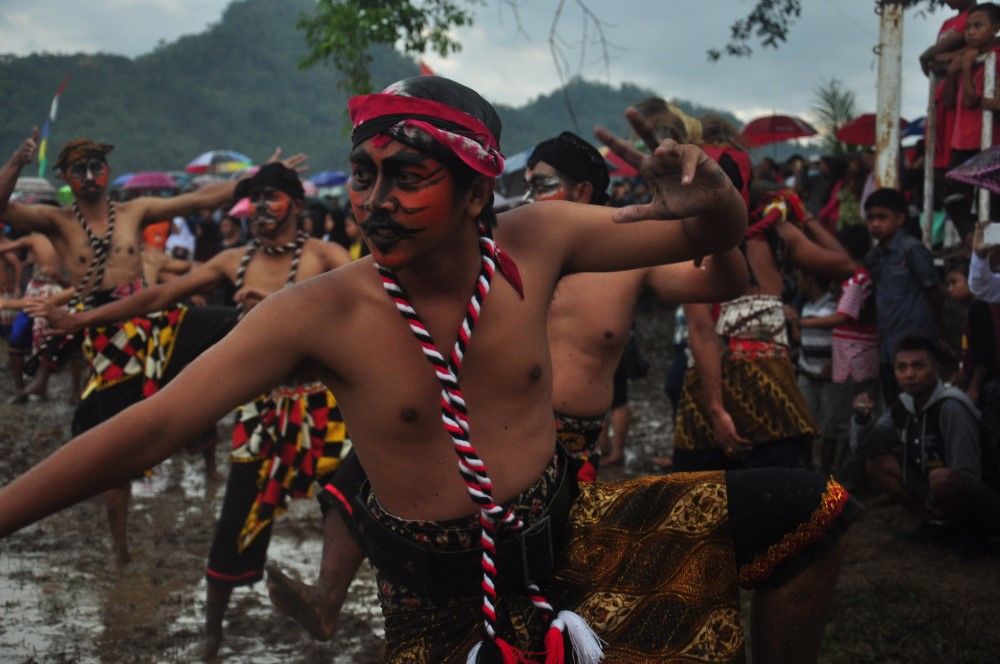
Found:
[467,640,484,663]
[554,611,605,664]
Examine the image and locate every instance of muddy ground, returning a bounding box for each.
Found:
[1,299,999,663]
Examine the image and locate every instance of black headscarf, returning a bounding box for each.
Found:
[528,131,610,205]
[234,162,304,202]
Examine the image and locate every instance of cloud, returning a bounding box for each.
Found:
[423,0,944,122]
[0,0,951,122]
[0,0,229,56]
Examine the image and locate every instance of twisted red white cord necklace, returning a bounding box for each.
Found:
[374,223,602,663]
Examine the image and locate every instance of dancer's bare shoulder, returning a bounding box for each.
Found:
[254,257,384,368]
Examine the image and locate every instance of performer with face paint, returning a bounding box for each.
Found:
[525,132,750,478]
[263,129,750,640]
[0,132,303,567]
[28,162,353,659]
[1,77,853,663]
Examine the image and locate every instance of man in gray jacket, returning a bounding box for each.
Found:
[865,335,1000,539]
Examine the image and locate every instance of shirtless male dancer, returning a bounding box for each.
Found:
[0,130,297,564]
[264,129,751,638]
[31,162,353,659]
[0,232,77,400]
[1,77,856,663]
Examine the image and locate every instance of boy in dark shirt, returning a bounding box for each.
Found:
[863,188,944,405]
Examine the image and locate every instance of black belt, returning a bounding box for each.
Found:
[353,446,577,598]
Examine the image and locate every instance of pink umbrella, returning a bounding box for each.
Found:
[122,172,178,190]
[946,146,1000,194]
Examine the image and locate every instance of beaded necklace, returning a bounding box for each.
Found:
[233,231,307,320]
[69,199,116,310]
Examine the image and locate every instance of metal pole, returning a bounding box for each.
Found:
[979,50,996,223]
[875,1,904,189]
[923,73,937,248]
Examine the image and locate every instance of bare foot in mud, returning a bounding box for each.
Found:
[196,632,223,662]
[649,456,674,471]
[266,562,343,641]
[602,454,624,467]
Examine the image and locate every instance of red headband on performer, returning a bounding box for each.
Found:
[349,93,505,177]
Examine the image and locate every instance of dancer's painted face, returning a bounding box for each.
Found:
[349,139,462,266]
[248,187,294,236]
[63,158,109,201]
[523,161,570,203]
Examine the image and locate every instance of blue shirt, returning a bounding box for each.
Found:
[864,231,940,363]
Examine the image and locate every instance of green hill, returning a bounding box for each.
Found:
[0,0,740,175]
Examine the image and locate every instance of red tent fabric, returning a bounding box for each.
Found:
[739,114,817,147]
[600,147,638,177]
[836,114,908,146]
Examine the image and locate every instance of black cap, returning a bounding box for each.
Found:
[234,162,304,202]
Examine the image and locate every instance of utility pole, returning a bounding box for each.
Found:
[875,1,904,189]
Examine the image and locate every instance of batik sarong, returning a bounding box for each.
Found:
[230,381,351,550]
[0,287,16,333]
[554,411,605,482]
[674,294,816,465]
[206,381,350,587]
[376,459,857,663]
[24,272,63,356]
[72,304,238,435]
[674,341,817,453]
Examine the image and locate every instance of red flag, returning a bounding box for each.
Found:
[419,60,434,76]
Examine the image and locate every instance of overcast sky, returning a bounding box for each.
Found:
[0,0,950,124]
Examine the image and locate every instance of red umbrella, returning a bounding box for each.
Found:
[739,114,818,147]
[836,114,908,146]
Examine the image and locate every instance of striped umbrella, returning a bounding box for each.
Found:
[185,150,253,175]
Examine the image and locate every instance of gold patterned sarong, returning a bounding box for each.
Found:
[674,348,817,452]
[382,471,745,663]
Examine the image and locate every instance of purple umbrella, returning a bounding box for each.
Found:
[946,147,1000,195]
[122,171,178,190]
[310,170,349,187]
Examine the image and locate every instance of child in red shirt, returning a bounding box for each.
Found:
[926,1,974,170]
[952,3,1000,164]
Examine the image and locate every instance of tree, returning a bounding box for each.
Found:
[297,0,477,95]
[297,1,953,95]
[708,0,946,61]
[812,78,859,157]
[297,0,611,97]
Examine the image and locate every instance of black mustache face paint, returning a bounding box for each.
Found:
[77,183,103,199]
[252,212,283,231]
[360,213,422,252]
